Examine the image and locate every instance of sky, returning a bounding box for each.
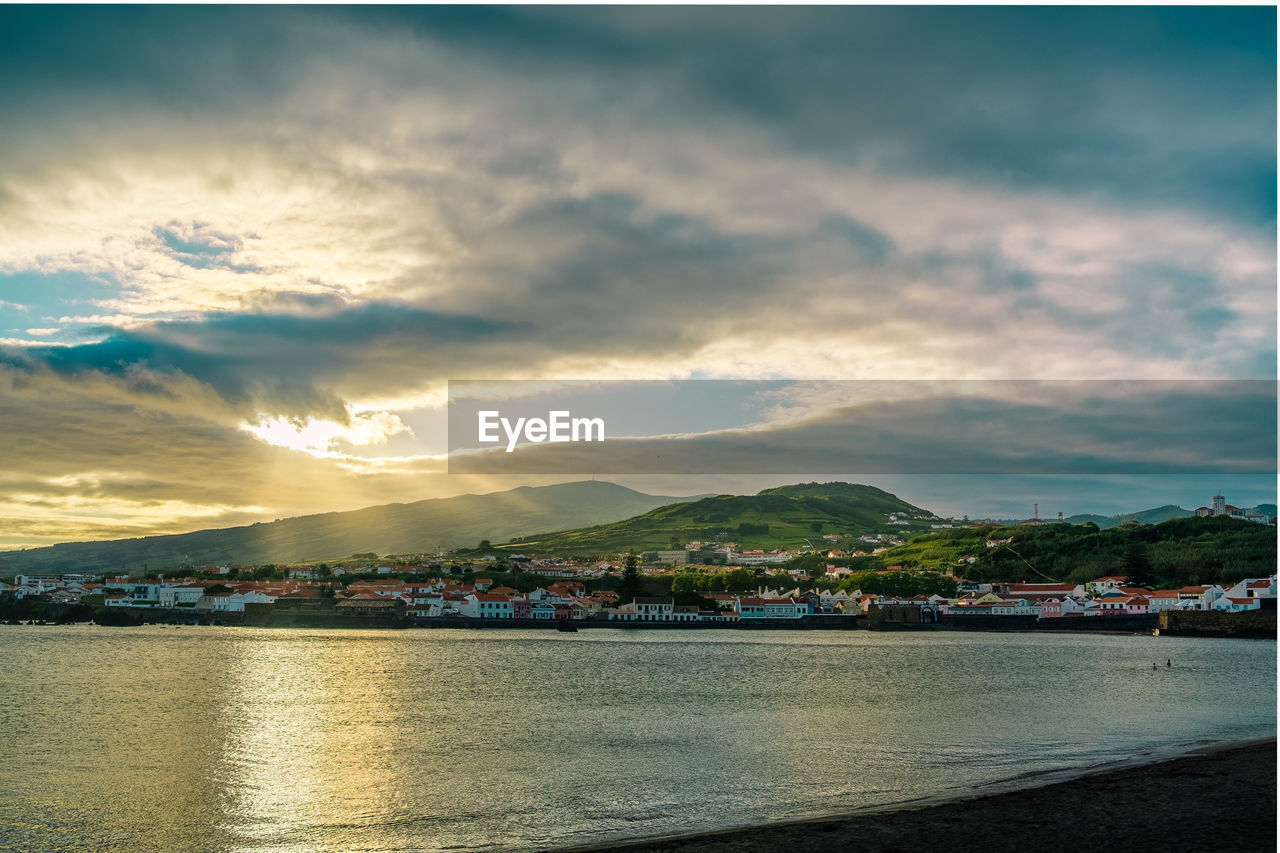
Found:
[0,6,1275,550]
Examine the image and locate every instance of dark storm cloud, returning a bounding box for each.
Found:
[0,301,522,418]
[1,6,1272,223]
[344,5,1276,222]
[439,192,802,341]
[448,381,1277,476]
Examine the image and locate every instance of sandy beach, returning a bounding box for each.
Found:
[560,739,1276,853]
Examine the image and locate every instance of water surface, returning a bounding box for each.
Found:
[0,626,1273,852]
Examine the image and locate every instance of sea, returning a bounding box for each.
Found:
[0,625,1274,852]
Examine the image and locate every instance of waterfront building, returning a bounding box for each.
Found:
[735,597,809,619]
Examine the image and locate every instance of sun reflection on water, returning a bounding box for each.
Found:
[215,632,435,853]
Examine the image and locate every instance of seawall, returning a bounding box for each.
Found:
[1157,607,1276,638]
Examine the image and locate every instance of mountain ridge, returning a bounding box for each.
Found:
[4,479,1273,575]
[1060,503,1276,529]
[0,481,694,575]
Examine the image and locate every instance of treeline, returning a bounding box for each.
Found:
[831,571,958,598]
[670,568,764,594]
[670,565,956,599]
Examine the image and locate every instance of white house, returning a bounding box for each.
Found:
[990,598,1041,616]
[735,597,809,619]
[1222,577,1276,600]
[1176,585,1226,610]
[529,601,558,620]
[1144,590,1184,612]
[1096,592,1133,615]
[195,589,275,612]
[1087,576,1131,595]
[1212,596,1261,613]
[632,597,675,621]
[458,593,514,619]
[158,583,208,607]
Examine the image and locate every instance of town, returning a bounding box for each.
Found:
[3,492,1274,631]
[3,553,1274,631]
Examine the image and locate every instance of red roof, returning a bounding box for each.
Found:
[1008,583,1078,593]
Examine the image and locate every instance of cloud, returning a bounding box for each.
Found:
[447,381,1278,476]
[241,408,413,459]
[0,6,1272,546]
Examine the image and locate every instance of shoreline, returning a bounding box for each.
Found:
[6,618,1276,641]
[551,736,1277,853]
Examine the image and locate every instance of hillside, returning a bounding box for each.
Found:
[840,516,1277,588]
[1062,505,1192,528]
[500,482,932,556]
[0,481,692,575]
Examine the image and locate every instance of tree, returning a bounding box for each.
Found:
[671,573,701,594]
[618,551,642,604]
[722,567,757,592]
[1123,543,1154,587]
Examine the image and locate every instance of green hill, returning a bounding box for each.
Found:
[0,481,693,576]
[499,482,933,556]
[1063,504,1193,528]
[840,516,1276,588]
